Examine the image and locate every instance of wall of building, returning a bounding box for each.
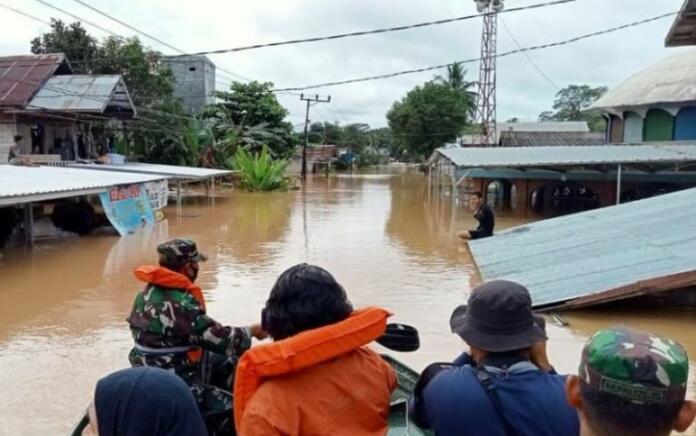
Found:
[163,55,216,113]
[0,120,17,164]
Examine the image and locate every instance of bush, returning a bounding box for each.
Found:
[233,145,290,192]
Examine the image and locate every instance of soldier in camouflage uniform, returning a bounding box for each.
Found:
[127,238,266,435]
[566,326,696,436]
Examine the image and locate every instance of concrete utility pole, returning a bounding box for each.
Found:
[300,93,331,180]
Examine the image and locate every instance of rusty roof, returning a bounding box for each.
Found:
[499,131,607,147]
[0,54,70,108]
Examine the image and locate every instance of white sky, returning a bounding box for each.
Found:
[0,0,689,128]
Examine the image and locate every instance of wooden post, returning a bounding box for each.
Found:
[616,163,623,205]
[71,123,79,161]
[24,203,34,246]
[177,180,183,216]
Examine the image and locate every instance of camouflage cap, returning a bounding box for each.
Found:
[157,238,208,266]
[579,326,689,405]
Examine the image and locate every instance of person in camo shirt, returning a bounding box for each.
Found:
[566,326,696,436]
[127,238,266,435]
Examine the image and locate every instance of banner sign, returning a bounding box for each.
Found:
[100,184,155,236]
[144,180,169,210]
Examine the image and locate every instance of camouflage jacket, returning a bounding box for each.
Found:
[127,283,251,371]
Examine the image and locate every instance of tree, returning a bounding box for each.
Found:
[204,81,297,159]
[31,19,98,74]
[435,63,477,117]
[538,84,608,132]
[387,81,472,161]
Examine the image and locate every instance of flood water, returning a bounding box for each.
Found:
[1,169,694,435]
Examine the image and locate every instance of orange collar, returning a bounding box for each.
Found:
[233,307,391,428]
[134,265,206,312]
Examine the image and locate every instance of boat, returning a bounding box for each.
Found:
[70,355,431,436]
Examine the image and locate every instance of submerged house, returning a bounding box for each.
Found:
[0,53,136,163]
[459,121,604,147]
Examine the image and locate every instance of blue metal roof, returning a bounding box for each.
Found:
[469,188,696,309]
[436,144,696,169]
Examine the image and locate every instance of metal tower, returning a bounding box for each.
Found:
[473,5,499,146]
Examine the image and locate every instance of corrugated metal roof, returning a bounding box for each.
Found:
[0,54,69,108]
[69,162,233,180]
[469,187,696,309]
[590,49,696,111]
[497,122,590,133]
[665,0,696,47]
[436,144,696,168]
[499,131,606,147]
[0,165,167,206]
[28,75,135,114]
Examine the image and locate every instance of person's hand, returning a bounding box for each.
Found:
[530,340,554,373]
[249,323,268,340]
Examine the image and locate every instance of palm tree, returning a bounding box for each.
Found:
[436,63,478,117]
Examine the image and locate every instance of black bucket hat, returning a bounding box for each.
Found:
[450,280,547,352]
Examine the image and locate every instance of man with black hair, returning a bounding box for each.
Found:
[234,263,396,435]
[8,134,29,165]
[410,280,579,436]
[458,191,495,240]
[566,326,696,436]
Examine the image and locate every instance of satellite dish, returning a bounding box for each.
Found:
[475,0,489,13]
[492,0,504,12]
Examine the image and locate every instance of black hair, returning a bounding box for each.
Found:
[580,381,682,436]
[470,191,483,198]
[264,264,353,340]
[13,135,22,142]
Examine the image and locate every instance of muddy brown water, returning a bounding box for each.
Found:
[0,169,694,435]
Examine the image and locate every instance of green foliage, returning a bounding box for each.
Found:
[538,84,609,132]
[233,145,290,192]
[387,81,473,161]
[31,19,99,74]
[205,82,297,159]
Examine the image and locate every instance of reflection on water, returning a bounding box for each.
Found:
[0,169,694,435]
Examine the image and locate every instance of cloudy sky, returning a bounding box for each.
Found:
[0,0,689,128]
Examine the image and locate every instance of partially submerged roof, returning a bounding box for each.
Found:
[469,187,696,309]
[434,144,696,170]
[28,75,136,117]
[0,165,167,206]
[0,53,71,108]
[589,49,696,112]
[69,162,233,180]
[499,131,606,147]
[666,0,696,47]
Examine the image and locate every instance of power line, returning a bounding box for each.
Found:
[0,2,51,25]
[500,16,560,90]
[34,0,123,39]
[177,0,576,57]
[67,0,253,84]
[275,11,678,92]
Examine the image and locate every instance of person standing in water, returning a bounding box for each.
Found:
[458,191,495,240]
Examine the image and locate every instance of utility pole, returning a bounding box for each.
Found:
[301,93,331,180]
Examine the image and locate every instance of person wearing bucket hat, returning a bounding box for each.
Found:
[127,238,266,435]
[566,326,696,436]
[410,280,579,436]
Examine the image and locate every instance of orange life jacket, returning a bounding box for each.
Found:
[133,265,206,362]
[233,307,391,429]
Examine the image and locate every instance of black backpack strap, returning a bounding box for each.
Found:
[410,362,454,429]
[474,367,520,436]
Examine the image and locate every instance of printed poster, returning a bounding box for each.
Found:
[99,184,155,236]
[144,180,169,210]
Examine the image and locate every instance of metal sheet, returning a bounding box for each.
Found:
[468,187,696,309]
[69,162,234,180]
[590,49,696,110]
[0,165,168,206]
[665,0,696,47]
[436,144,696,169]
[0,54,66,108]
[28,75,131,113]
